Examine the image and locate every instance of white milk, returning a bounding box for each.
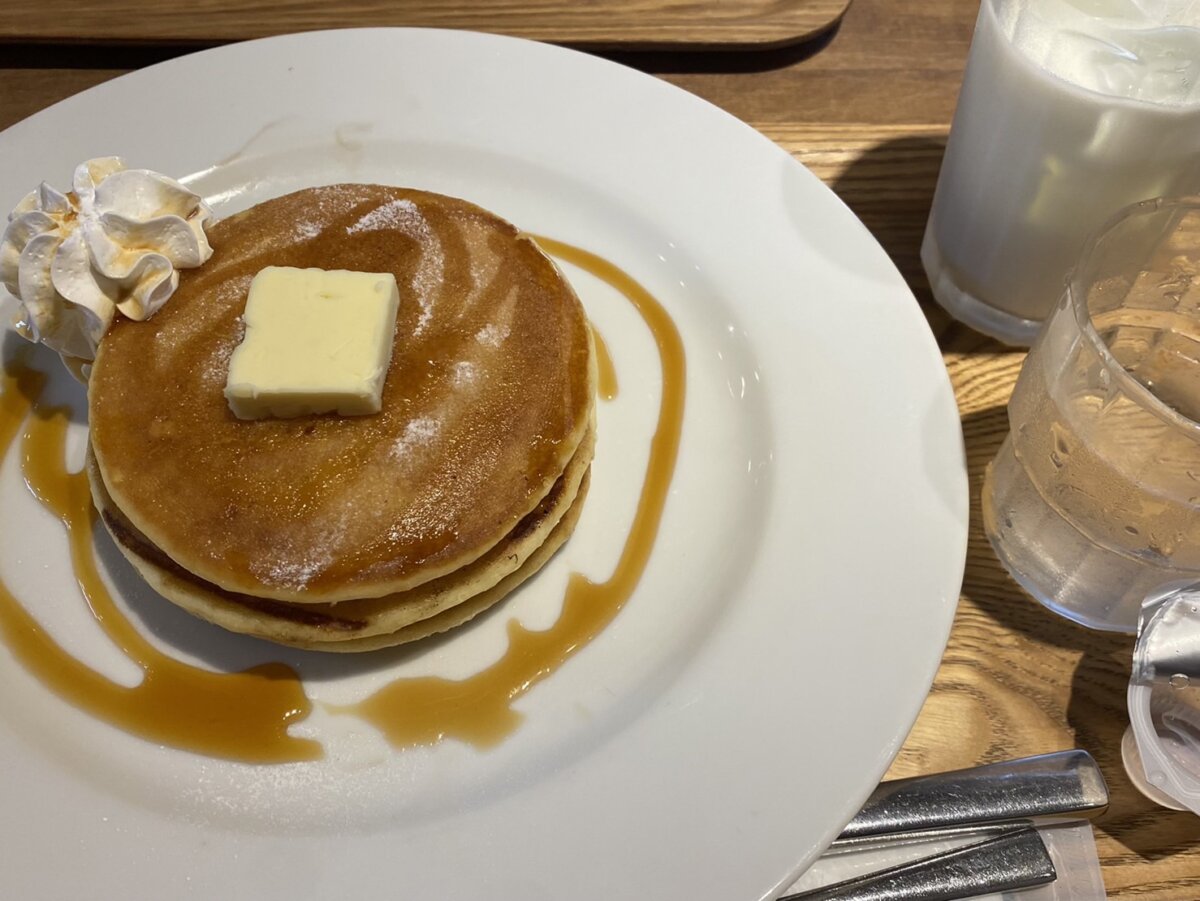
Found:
[922,0,1200,344]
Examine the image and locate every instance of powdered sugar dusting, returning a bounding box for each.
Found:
[390,416,440,461]
[347,198,443,336]
[411,249,443,337]
[347,199,420,235]
[148,275,249,386]
[249,512,349,590]
[293,220,322,241]
[452,360,476,387]
[475,323,510,347]
[201,323,242,390]
[253,554,328,592]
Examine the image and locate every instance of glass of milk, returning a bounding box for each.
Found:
[922,0,1200,345]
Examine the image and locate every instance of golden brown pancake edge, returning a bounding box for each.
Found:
[88,423,594,647]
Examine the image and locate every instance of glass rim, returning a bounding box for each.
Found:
[1068,194,1200,440]
[982,0,1200,115]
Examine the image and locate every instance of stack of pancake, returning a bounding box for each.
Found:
[86,185,595,652]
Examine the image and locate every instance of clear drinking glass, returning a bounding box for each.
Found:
[922,0,1200,345]
[983,197,1200,632]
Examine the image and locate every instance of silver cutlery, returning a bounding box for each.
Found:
[780,750,1109,901]
[782,825,1054,900]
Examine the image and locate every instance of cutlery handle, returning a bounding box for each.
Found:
[781,826,1055,901]
[836,750,1108,842]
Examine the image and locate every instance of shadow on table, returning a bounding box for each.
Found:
[826,134,956,341]
[825,133,1044,357]
[953,407,1108,652]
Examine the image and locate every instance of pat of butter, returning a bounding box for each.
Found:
[224,266,400,419]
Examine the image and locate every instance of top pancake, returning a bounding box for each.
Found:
[88,185,594,602]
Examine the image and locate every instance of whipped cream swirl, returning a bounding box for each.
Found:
[0,157,213,374]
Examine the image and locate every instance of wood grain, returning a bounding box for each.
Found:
[3,0,1200,896]
[0,0,849,50]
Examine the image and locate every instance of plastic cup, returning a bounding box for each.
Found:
[983,197,1200,632]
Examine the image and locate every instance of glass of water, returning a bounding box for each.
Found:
[984,196,1200,632]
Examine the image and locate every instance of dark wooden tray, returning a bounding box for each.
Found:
[2,0,850,50]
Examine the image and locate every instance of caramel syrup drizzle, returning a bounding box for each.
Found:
[0,237,684,761]
[590,325,619,401]
[2,360,319,763]
[341,237,685,747]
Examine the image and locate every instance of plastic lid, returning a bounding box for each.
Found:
[1127,584,1200,812]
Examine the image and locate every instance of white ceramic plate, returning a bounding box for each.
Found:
[0,29,967,901]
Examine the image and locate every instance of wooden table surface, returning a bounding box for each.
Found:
[2,0,1196,897]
